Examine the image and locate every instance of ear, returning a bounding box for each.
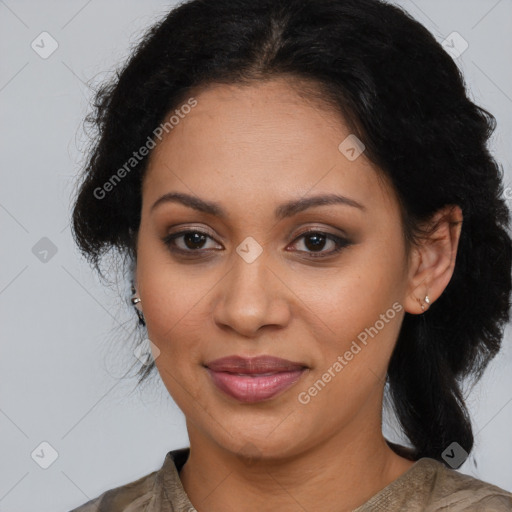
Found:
[404,205,463,314]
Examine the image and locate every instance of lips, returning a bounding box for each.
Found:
[205,356,308,403]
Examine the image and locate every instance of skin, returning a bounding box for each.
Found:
[134,77,463,512]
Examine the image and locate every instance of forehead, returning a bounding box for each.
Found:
[142,79,396,215]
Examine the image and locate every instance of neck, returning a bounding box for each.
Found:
[179,418,415,512]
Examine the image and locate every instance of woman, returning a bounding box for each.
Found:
[70,0,512,510]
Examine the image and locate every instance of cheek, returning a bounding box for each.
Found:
[136,229,208,363]
[307,233,404,325]
[300,233,406,375]
[140,276,209,367]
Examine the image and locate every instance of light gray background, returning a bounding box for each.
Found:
[1,1,511,511]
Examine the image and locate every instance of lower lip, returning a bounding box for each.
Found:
[206,368,306,403]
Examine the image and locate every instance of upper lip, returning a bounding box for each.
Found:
[205,356,307,374]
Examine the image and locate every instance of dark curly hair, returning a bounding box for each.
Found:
[71,0,512,464]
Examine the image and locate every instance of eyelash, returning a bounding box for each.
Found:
[161,229,352,259]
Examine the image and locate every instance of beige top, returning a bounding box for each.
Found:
[70,447,512,511]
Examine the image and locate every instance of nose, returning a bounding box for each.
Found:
[213,249,291,337]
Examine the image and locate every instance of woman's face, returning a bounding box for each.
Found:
[136,78,416,459]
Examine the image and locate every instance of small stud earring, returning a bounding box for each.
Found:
[130,285,145,325]
[418,294,430,312]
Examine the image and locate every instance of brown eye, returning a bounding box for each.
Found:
[178,231,208,250]
[289,231,352,258]
[162,230,221,254]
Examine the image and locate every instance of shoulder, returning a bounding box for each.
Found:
[420,458,512,511]
[355,457,512,512]
[68,469,158,512]
[68,448,191,512]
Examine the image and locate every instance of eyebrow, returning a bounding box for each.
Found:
[150,191,365,219]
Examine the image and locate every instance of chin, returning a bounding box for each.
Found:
[206,421,310,463]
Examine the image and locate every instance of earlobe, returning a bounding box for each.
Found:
[403,205,463,315]
[415,293,430,312]
[405,289,431,315]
